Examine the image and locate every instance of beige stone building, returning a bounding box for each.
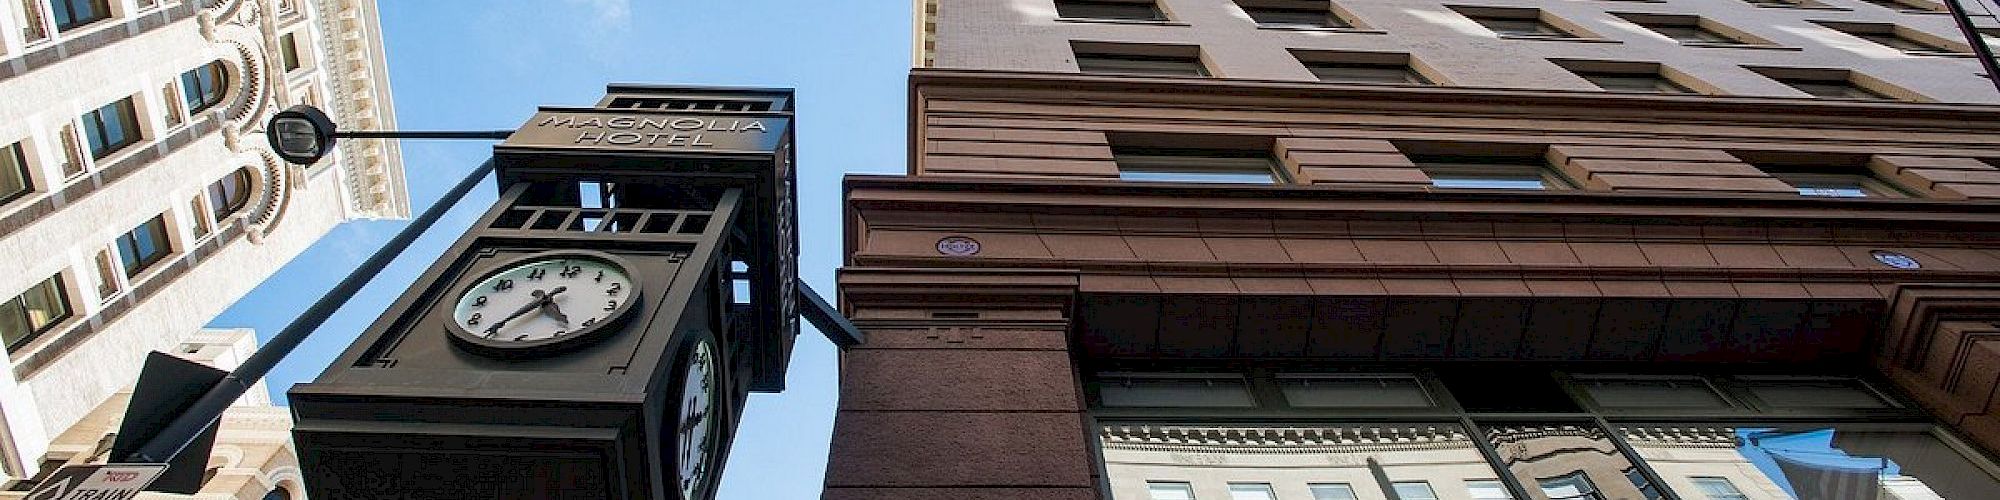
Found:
[0,0,400,497]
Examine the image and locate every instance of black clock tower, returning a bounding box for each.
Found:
[287,85,801,500]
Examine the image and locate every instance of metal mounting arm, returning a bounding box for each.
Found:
[797,279,863,348]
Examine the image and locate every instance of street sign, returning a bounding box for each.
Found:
[23,463,167,500]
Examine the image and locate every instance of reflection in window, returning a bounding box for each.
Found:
[1113,148,1283,184]
[180,62,229,114]
[1227,483,1276,500]
[1414,155,1572,190]
[1393,481,1440,500]
[1486,424,1649,500]
[1097,374,1256,407]
[1310,483,1358,500]
[1739,378,1892,409]
[1620,425,2000,500]
[115,215,171,277]
[1100,424,1502,500]
[1277,374,1434,408]
[1467,480,1513,499]
[1146,482,1194,500]
[82,98,141,159]
[2,274,71,352]
[2,141,30,205]
[1577,376,1730,408]
[1623,468,1662,500]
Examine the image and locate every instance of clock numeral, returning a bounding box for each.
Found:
[559,265,583,278]
[607,282,622,295]
[583,317,598,327]
[595,270,605,282]
[554,328,567,337]
[494,279,514,291]
[605,300,619,311]
[527,268,547,280]
[466,313,482,326]
[514,335,529,341]
[473,296,487,306]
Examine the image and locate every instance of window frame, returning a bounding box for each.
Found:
[1575,71,1695,94]
[2,274,73,352]
[1236,1,1351,29]
[1305,61,1430,85]
[207,168,254,222]
[1053,0,1167,22]
[1414,158,1575,191]
[50,0,113,32]
[1076,52,1210,78]
[180,61,230,115]
[2,141,33,205]
[113,215,173,278]
[1112,147,1287,184]
[81,97,142,160]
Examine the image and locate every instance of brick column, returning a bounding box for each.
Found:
[823,270,1098,500]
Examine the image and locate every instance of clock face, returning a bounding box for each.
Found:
[448,252,639,349]
[676,339,717,499]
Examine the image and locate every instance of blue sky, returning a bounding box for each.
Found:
[211,1,910,498]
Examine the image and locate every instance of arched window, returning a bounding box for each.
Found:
[263,487,292,500]
[179,61,229,114]
[207,168,253,221]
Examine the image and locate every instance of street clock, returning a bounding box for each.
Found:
[289,85,799,500]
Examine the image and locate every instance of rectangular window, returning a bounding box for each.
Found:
[1097,373,1256,407]
[1737,377,1893,408]
[1749,160,1908,198]
[1537,471,1604,500]
[280,33,302,71]
[1576,376,1731,409]
[1751,67,1894,100]
[81,97,141,159]
[1305,61,1428,85]
[22,0,53,43]
[1309,483,1358,500]
[1146,482,1196,500]
[1453,7,1576,38]
[1466,480,1512,500]
[1392,481,1440,500]
[1857,0,1942,11]
[1113,147,1283,184]
[114,215,171,278]
[1574,70,1692,94]
[1,274,71,352]
[1237,1,1348,29]
[1277,374,1435,408]
[50,0,111,32]
[1075,43,1208,77]
[1054,0,1164,21]
[1227,483,1275,500]
[2,141,31,205]
[1624,468,1662,500]
[1414,155,1571,190]
[180,63,227,114]
[1689,477,1747,500]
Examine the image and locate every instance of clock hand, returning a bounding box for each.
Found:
[484,289,556,336]
[679,409,708,434]
[540,299,569,325]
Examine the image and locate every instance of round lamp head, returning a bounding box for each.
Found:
[267,105,337,165]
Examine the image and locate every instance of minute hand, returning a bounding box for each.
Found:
[484,287,567,336]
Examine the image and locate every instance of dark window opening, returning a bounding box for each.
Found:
[180,61,229,115]
[51,0,111,32]
[1074,43,1208,77]
[115,215,172,277]
[1236,0,1349,28]
[2,274,72,352]
[2,142,31,205]
[82,98,142,159]
[1054,0,1165,21]
[1298,51,1430,85]
[1113,146,1283,184]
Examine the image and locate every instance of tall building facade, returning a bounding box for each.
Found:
[829,1,2000,499]
[0,0,400,496]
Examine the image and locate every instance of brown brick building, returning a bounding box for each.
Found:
[826,1,2000,499]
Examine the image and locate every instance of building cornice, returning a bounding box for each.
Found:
[313,0,407,219]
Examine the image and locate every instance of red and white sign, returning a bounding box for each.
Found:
[24,463,167,500]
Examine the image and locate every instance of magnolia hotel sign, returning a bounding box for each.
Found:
[500,108,790,155]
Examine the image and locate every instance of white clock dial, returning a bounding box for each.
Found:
[676,339,717,499]
[451,256,635,343]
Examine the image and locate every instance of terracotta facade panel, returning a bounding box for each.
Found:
[1307,277,1388,296]
[1595,280,1672,298]
[1125,236,1217,262]
[1203,237,1289,263]
[838,349,1082,412]
[1277,137,1403,153]
[1772,245,1857,268]
[1549,145,1742,163]
[1639,243,1719,267]
[1590,173,1797,193]
[1041,234,1138,260]
[865,230,1053,259]
[854,328,1073,351]
[1500,241,1582,265]
[1564,159,1767,178]
[1936,182,2000,199]
[1279,239,1367,263]
[1287,152,1418,168]
[824,411,1094,488]
[1078,274,1160,293]
[1429,240,1512,265]
[1356,240,1439,264]
[1300,167,1432,184]
[1570,242,1653,267]
[1706,244,1787,268]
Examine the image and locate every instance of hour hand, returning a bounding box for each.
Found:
[540,300,569,325]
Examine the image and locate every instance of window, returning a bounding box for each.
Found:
[1466,480,1512,500]
[1237,0,1349,29]
[1743,0,1807,6]
[1738,377,1894,407]
[1576,376,1731,408]
[207,168,253,221]
[1097,373,1257,407]
[280,33,303,71]
[1750,67,1894,100]
[1074,43,1208,77]
[262,487,293,500]
[2,275,71,351]
[1113,147,1283,184]
[1555,61,1695,94]
[1624,468,1662,500]
[1227,483,1276,500]
[1277,374,1435,408]
[2,141,31,205]
[1753,164,1907,198]
[1393,481,1440,500]
[1309,483,1358,500]
[114,215,171,277]
[1689,477,1747,500]
[1616,14,1751,45]
[50,0,111,32]
[81,97,141,159]
[1856,0,1942,11]
[180,61,229,114]
[1413,155,1572,190]
[1054,0,1164,21]
[1147,482,1195,500]
[1453,7,1577,39]
[1816,22,1956,54]
[1537,472,1603,500]
[1296,51,1430,85]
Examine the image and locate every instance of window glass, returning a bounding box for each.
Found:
[1620,425,2000,500]
[1146,482,1195,500]
[52,0,112,31]
[1227,483,1275,500]
[2,142,30,204]
[1309,483,1358,500]
[181,62,229,114]
[1393,481,1440,500]
[207,169,253,221]
[1739,378,1892,408]
[115,215,172,277]
[1855,32,1943,52]
[1779,79,1890,100]
[1098,374,1255,407]
[1471,16,1570,38]
[1689,477,1747,500]
[1651,25,1737,44]
[1484,423,1645,500]
[1114,148,1281,184]
[1768,172,1904,198]
[1415,157,1569,190]
[1,275,71,351]
[1102,424,1503,500]
[1307,63,1429,85]
[1055,0,1164,20]
[1577,376,1731,408]
[1242,4,1347,28]
[83,98,141,159]
[1466,480,1512,499]
[1624,468,1663,500]
[1077,53,1209,77]
[1276,374,1434,408]
[1578,72,1692,94]
[280,33,303,71]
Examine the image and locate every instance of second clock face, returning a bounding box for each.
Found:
[450,255,636,343]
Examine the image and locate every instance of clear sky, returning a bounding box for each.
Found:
[210,1,910,498]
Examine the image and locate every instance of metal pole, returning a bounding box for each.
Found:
[335,130,515,140]
[127,158,497,463]
[1939,0,2000,94]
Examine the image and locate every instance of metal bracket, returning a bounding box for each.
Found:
[797,278,863,348]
